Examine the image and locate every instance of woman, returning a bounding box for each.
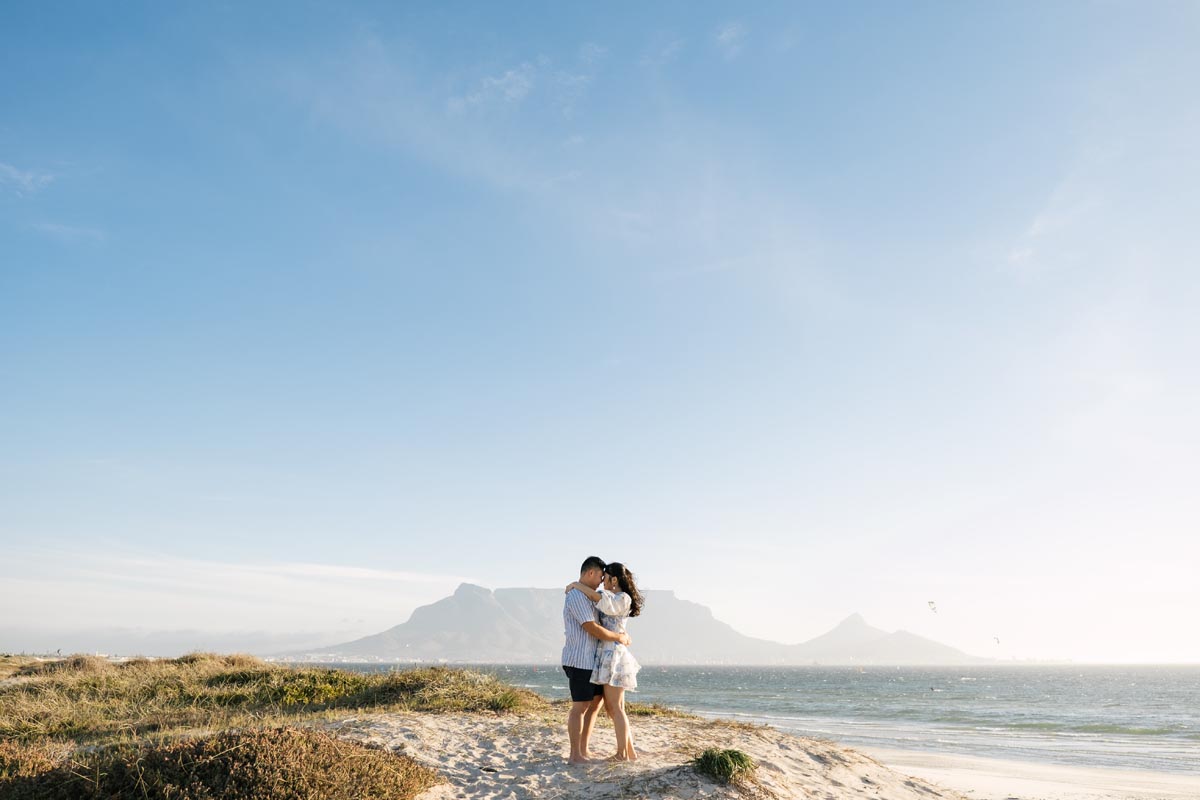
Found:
[566,562,643,761]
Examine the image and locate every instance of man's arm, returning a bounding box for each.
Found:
[582,620,631,646]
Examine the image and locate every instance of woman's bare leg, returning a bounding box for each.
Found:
[604,684,634,760]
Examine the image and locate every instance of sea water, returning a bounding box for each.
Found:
[331,663,1200,775]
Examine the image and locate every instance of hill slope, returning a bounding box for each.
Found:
[289,585,986,665]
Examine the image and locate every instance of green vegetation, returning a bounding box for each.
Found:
[0,727,439,800]
[693,747,758,784]
[0,653,547,799]
[626,701,693,718]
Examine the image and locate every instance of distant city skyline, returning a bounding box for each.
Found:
[3,3,1198,664]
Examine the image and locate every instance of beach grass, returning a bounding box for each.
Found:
[0,653,545,798]
[626,701,693,718]
[0,726,439,800]
[693,747,758,783]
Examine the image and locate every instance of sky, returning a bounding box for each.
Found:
[2,2,1198,664]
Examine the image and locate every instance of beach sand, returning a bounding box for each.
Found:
[324,709,1198,800]
[866,747,1199,800]
[328,710,966,799]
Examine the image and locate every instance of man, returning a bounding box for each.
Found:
[562,555,631,764]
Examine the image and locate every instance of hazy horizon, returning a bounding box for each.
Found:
[4,3,1198,665]
[4,570,1198,666]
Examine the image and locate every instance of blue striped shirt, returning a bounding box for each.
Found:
[562,588,600,669]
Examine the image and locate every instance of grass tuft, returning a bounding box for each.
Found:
[626,701,693,718]
[693,747,758,784]
[0,726,439,800]
[14,656,111,677]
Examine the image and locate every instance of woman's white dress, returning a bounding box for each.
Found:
[590,589,641,690]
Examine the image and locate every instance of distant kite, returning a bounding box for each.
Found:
[928,601,938,614]
[994,637,1001,645]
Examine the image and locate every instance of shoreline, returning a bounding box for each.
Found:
[863,746,1200,800]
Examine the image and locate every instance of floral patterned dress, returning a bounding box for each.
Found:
[589,589,641,690]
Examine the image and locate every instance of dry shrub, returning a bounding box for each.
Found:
[0,739,73,780]
[171,652,263,668]
[0,727,439,800]
[15,656,111,678]
[366,666,548,713]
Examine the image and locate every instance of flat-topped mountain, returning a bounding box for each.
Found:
[286,584,987,665]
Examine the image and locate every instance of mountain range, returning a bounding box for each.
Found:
[285,584,988,665]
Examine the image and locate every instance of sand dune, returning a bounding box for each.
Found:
[327,710,965,800]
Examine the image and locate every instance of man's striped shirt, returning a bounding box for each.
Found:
[562,588,600,669]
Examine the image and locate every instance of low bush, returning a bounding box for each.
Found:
[693,747,757,783]
[0,727,439,800]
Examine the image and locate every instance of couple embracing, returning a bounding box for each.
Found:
[561,556,644,764]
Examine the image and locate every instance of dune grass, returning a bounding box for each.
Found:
[0,653,546,799]
[625,701,693,718]
[693,747,758,784]
[1,653,546,745]
[0,726,439,800]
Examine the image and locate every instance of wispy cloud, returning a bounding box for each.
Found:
[267,34,838,307]
[29,221,107,243]
[0,162,55,195]
[715,22,747,61]
[578,42,607,64]
[640,38,684,68]
[1005,167,1105,279]
[447,62,536,112]
[2,546,477,635]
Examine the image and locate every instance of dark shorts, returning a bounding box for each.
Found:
[562,665,603,702]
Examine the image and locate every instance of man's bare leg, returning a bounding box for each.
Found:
[567,700,593,763]
[580,694,604,759]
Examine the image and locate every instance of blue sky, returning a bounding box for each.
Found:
[3,2,1198,662]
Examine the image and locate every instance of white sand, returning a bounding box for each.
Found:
[328,710,966,799]
[866,747,1199,800]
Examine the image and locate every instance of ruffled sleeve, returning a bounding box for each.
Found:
[595,590,632,617]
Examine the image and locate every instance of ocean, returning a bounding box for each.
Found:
[334,663,1200,775]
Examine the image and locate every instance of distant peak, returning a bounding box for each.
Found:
[453,583,491,598]
[837,613,870,628]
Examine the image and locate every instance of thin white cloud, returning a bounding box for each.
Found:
[266,34,838,308]
[553,70,591,118]
[29,222,107,243]
[640,38,684,68]
[578,42,607,64]
[715,22,747,61]
[0,162,54,195]
[242,561,467,583]
[448,62,535,112]
[1,546,477,635]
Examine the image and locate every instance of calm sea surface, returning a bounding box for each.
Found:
[332,663,1200,775]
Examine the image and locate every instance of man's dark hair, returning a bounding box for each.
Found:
[580,556,606,574]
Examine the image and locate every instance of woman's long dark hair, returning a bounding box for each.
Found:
[603,562,643,617]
